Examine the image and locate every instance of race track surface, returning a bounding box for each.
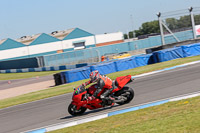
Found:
[0,63,200,133]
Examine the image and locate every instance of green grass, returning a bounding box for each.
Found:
[0,70,65,80]
[48,96,200,133]
[0,55,200,109]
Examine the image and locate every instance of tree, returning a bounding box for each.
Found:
[165,18,178,30]
[128,31,134,38]
[124,32,134,39]
[129,14,200,38]
[177,15,191,28]
[134,20,160,37]
[194,14,200,25]
[124,34,128,39]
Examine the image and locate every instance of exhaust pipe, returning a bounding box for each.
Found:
[114,97,127,103]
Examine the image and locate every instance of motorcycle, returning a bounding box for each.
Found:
[68,75,134,116]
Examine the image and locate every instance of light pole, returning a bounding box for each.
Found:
[157,12,165,46]
[130,14,135,38]
[189,7,197,39]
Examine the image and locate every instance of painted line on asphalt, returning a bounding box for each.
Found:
[108,100,169,117]
[22,60,200,133]
[170,93,200,102]
[25,128,46,133]
[46,114,108,132]
[3,60,200,112]
[24,91,200,133]
[132,60,200,79]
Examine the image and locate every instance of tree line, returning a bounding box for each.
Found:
[124,14,200,39]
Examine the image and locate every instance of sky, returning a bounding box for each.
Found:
[0,0,200,40]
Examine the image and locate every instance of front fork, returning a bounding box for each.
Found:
[71,101,86,110]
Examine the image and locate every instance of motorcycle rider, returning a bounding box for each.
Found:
[82,70,114,106]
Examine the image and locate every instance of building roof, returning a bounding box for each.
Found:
[0,38,25,50]
[0,39,7,45]
[2,27,93,46]
[16,33,42,45]
[15,28,75,45]
[49,28,75,40]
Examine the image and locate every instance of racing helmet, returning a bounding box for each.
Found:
[90,70,100,83]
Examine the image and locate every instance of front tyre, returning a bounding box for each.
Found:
[114,86,134,105]
[68,103,87,116]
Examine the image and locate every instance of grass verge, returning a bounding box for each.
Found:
[0,55,200,109]
[48,95,200,133]
[0,70,65,80]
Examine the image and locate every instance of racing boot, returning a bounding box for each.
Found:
[106,96,115,106]
[100,98,107,107]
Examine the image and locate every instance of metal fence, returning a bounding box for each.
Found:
[37,7,200,68]
[157,7,200,45]
[42,48,100,67]
[38,29,194,67]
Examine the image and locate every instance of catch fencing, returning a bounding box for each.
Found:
[39,29,194,67]
[157,7,200,45]
[42,48,100,67]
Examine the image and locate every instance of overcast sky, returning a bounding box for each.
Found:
[0,0,199,40]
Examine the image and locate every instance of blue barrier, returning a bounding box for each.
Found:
[114,57,137,71]
[181,43,200,57]
[90,62,117,75]
[60,42,200,83]
[61,66,91,83]
[135,54,155,66]
[61,54,156,83]
[152,47,184,62]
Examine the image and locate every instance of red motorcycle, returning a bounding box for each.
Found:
[68,75,134,116]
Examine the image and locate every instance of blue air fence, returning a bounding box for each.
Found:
[59,42,200,84]
[41,30,193,67]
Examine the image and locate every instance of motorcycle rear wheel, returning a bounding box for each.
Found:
[114,86,134,105]
[68,103,87,116]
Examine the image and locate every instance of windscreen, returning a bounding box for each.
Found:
[74,86,86,95]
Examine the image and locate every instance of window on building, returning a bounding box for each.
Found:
[73,42,85,50]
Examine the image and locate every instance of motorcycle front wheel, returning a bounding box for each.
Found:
[68,103,87,116]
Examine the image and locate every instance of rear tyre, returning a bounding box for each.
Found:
[68,103,87,116]
[114,86,134,105]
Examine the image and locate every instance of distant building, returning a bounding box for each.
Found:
[0,28,123,61]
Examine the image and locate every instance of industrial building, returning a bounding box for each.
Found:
[0,28,123,61]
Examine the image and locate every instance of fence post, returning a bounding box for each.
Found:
[128,42,131,51]
[95,49,101,62]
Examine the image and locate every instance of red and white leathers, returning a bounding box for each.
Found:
[82,74,114,104]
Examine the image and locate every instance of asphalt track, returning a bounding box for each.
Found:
[0,63,200,133]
